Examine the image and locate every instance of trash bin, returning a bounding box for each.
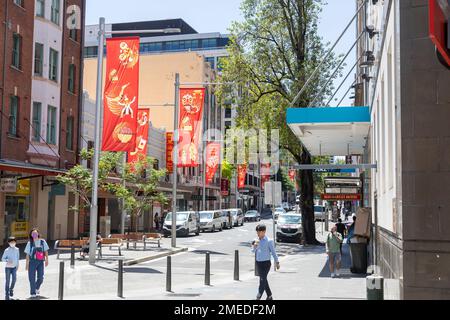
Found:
[349,243,368,274]
[366,275,384,300]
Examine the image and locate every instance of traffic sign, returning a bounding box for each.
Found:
[264,181,282,206]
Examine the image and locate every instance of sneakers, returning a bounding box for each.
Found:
[256,294,262,301]
[266,296,273,301]
[331,273,336,278]
[336,270,341,277]
[36,290,40,296]
[29,294,37,299]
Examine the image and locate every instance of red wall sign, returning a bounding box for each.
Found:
[102,37,140,151]
[166,132,174,174]
[321,194,362,201]
[429,0,450,66]
[221,179,230,196]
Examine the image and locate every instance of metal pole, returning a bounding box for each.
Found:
[205,252,211,286]
[118,259,123,298]
[70,242,75,268]
[234,250,240,281]
[58,261,64,300]
[89,17,106,265]
[166,256,172,292]
[120,152,127,234]
[172,73,180,248]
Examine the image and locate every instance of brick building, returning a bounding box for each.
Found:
[0,0,85,243]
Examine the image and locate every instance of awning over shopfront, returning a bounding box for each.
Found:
[286,107,371,156]
[0,160,66,177]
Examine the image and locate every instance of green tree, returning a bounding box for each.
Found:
[218,0,341,244]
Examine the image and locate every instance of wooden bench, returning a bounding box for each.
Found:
[54,240,88,259]
[100,238,123,256]
[143,233,162,249]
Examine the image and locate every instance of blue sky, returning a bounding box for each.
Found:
[86,0,356,106]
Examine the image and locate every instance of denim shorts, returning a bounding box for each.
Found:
[328,252,341,262]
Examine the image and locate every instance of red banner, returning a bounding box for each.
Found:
[102,37,140,151]
[221,179,229,196]
[238,164,247,189]
[205,142,221,185]
[261,163,271,190]
[178,88,205,167]
[166,132,174,174]
[127,109,150,164]
[289,169,296,183]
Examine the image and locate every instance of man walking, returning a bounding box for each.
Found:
[335,218,346,254]
[251,224,280,300]
[326,226,343,278]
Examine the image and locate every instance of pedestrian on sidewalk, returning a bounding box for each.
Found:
[326,226,343,278]
[251,224,280,301]
[154,212,160,231]
[24,228,49,299]
[335,219,346,254]
[2,237,20,300]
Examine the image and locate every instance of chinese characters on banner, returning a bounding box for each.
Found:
[221,179,229,196]
[178,88,205,167]
[288,169,296,183]
[260,163,271,190]
[102,37,140,151]
[237,164,247,189]
[128,109,150,164]
[166,132,174,174]
[205,142,221,185]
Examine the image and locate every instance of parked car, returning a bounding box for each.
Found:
[314,206,326,221]
[199,211,223,232]
[282,202,290,211]
[163,211,200,237]
[244,210,261,222]
[229,209,245,227]
[276,214,302,243]
[220,210,233,229]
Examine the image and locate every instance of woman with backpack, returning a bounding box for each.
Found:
[24,228,49,299]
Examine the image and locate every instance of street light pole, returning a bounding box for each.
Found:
[172,73,180,248]
[89,17,106,265]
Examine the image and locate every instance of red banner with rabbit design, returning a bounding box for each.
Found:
[102,37,140,151]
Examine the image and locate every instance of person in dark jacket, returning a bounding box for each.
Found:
[335,219,346,254]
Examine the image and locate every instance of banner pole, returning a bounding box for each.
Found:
[171,73,180,248]
[89,17,105,265]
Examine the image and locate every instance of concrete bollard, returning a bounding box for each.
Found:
[166,256,172,292]
[70,242,75,268]
[205,252,211,286]
[58,261,64,300]
[234,250,239,281]
[366,275,384,300]
[118,260,124,298]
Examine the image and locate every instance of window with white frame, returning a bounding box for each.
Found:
[51,0,60,25]
[36,0,45,17]
[49,48,59,82]
[47,105,57,144]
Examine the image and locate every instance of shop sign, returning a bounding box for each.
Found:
[221,179,229,196]
[16,179,30,195]
[321,194,361,201]
[11,221,29,238]
[0,178,17,193]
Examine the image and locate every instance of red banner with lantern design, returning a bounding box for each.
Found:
[166,132,174,174]
[102,37,140,151]
[205,142,221,185]
[127,109,150,164]
[178,88,205,167]
[238,164,247,189]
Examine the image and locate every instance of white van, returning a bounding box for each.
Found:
[199,211,223,232]
[229,209,245,227]
[163,211,200,237]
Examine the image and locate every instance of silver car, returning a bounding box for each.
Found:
[276,214,302,243]
[229,209,244,227]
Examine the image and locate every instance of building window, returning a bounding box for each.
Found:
[66,116,74,150]
[36,0,45,17]
[47,105,57,144]
[201,39,218,49]
[34,43,44,76]
[32,102,42,141]
[69,28,77,41]
[14,0,24,7]
[225,108,232,119]
[9,96,19,136]
[51,0,60,25]
[84,46,98,58]
[49,48,59,82]
[12,34,22,69]
[68,64,76,93]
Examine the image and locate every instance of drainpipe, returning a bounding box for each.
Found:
[0,0,9,159]
[76,0,86,165]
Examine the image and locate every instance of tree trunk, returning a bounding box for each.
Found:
[299,150,321,245]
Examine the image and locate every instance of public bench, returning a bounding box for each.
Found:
[143,233,162,249]
[54,240,87,259]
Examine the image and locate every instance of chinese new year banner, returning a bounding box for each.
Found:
[128,109,150,164]
[102,37,140,151]
[178,88,205,167]
[289,169,296,183]
[166,132,174,174]
[261,163,271,190]
[205,142,221,185]
[238,164,247,189]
